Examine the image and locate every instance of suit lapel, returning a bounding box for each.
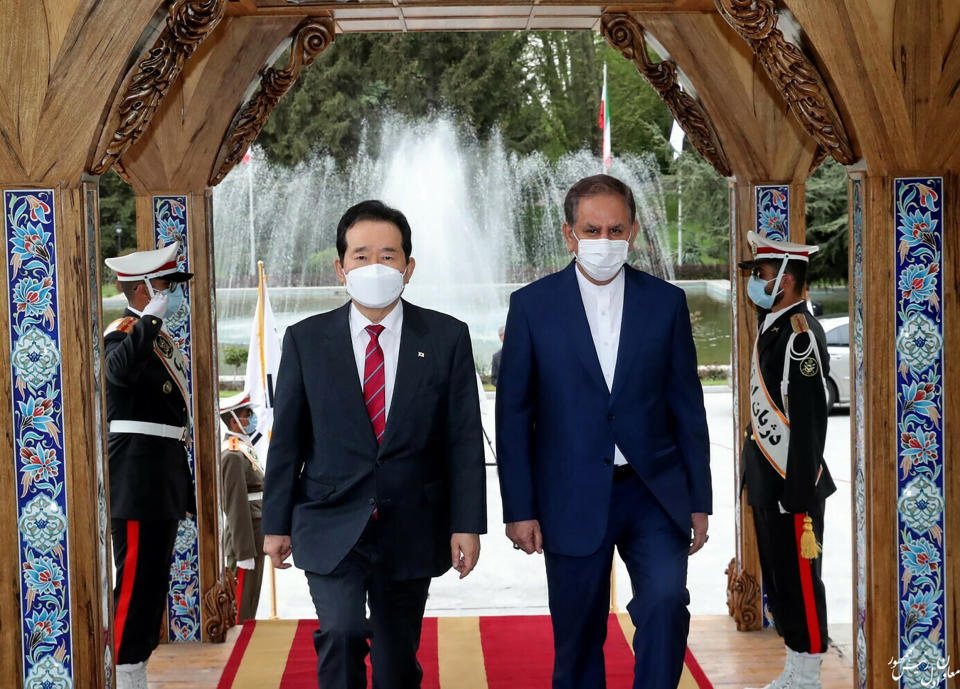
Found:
[324,303,380,454]
[610,267,640,400]
[560,262,608,392]
[378,300,429,455]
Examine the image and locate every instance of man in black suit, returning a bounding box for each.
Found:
[262,200,487,689]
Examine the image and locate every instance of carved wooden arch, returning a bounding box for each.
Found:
[601,12,732,178]
[91,0,227,175]
[208,17,335,186]
[715,0,856,165]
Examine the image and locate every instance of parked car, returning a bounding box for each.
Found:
[817,315,850,412]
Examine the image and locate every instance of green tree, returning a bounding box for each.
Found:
[223,345,248,376]
[99,169,136,266]
[805,158,848,285]
[674,150,729,266]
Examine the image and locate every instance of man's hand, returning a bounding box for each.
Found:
[689,513,709,555]
[263,534,292,569]
[450,533,480,579]
[506,519,543,554]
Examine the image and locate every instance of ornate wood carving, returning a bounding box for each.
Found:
[202,567,237,643]
[601,12,732,177]
[715,0,856,165]
[725,557,763,631]
[91,0,226,175]
[208,17,335,186]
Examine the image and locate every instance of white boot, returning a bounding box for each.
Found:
[745,647,798,689]
[115,661,148,689]
[792,651,823,689]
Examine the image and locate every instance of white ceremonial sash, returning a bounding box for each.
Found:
[749,337,790,478]
[154,330,191,420]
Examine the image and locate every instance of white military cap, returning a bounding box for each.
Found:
[105,242,193,282]
[220,391,253,415]
[738,231,820,269]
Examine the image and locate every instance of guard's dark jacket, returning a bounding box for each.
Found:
[741,302,836,513]
[262,300,487,579]
[104,308,194,520]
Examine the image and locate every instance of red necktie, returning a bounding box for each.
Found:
[363,325,387,445]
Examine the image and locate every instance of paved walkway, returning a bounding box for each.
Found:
[257,388,853,657]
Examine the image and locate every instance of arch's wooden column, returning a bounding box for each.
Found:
[603,9,820,632]
[778,3,960,686]
[0,3,187,687]
[119,13,332,644]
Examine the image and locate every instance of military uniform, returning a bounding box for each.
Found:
[220,431,265,622]
[742,303,836,653]
[739,233,836,689]
[103,243,194,679]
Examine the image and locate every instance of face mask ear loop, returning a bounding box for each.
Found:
[228,410,245,437]
[143,278,156,300]
[770,257,789,300]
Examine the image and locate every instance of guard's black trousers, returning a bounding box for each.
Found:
[753,500,829,654]
[112,518,180,665]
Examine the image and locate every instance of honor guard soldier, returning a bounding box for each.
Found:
[103,243,195,689]
[738,232,836,689]
[219,392,266,623]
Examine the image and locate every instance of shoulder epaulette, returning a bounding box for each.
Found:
[791,313,809,335]
[226,436,241,452]
[105,316,138,336]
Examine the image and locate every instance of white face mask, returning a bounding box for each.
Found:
[573,230,629,282]
[345,263,407,309]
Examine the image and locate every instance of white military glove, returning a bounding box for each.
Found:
[141,290,169,319]
[778,501,789,514]
[237,558,255,570]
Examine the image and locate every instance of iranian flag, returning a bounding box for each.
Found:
[599,63,612,171]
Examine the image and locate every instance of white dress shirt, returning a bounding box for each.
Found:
[761,300,806,333]
[575,266,628,466]
[350,301,403,422]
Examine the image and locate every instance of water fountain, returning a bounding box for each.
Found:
[211,114,673,370]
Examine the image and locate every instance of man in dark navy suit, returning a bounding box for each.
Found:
[262,200,486,689]
[496,175,711,689]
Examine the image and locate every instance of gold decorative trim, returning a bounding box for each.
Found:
[715,0,855,165]
[725,557,763,631]
[208,17,335,186]
[601,12,732,177]
[202,567,237,643]
[91,0,226,175]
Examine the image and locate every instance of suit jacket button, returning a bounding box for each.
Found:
[607,413,615,421]
[603,457,612,466]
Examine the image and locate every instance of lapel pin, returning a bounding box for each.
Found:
[418,351,425,358]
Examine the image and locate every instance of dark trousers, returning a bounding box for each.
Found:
[111,517,180,665]
[544,471,690,689]
[305,520,431,689]
[753,500,828,653]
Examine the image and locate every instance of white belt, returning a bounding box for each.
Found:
[247,492,263,501]
[109,420,188,442]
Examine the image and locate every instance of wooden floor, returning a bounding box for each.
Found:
[147,616,853,688]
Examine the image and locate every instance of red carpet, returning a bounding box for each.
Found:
[217,615,712,689]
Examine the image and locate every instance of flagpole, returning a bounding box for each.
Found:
[255,261,281,620]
